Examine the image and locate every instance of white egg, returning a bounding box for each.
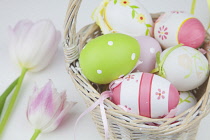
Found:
[93,0,153,37]
[176,91,197,116]
[159,46,209,91]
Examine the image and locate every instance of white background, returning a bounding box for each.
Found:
[0,0,210,140]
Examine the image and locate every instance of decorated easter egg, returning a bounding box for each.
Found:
[133,36,162,73]
[110,72,180,118]
[79,33,140,84]
[176,91,197,116]
[92,0,153,37]
[158,45,209,91]
[154,11,205,49]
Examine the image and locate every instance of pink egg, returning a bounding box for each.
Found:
[133,36,162,73]
[110,72,179,118]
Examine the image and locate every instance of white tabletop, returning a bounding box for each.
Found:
[0,0,210,140]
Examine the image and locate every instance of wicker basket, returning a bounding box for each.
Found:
[63,0,210,139]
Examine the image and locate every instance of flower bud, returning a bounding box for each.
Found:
[26,80,76,133]
[8,19,61,72]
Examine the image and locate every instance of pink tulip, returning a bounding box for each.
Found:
[27,80,76,139]
[8,19,61,72]
[0,19,62,136]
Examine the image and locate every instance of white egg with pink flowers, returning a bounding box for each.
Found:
[110,72,180,118]
[154,11,205,49]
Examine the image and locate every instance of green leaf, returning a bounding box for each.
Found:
[184,74,190,79]
[185,99,191,103]
[0,77,19,116]
[145,29,149,36]
[199,66,204,70]
[132,10,135,19]
[146,24,152,27]
[156,51,161,64]
[0,68,28,135]
[130,5,139,9]
[114,0,117,4]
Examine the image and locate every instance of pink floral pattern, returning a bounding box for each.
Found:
[125,75,135,81]
[155,89,165,100]
[158,114,166,118]
[124,105,131,110]
[171,11,184,14]
[158,25,168,40]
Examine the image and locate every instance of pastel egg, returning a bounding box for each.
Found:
[79,33,140,84]
[176,91,197,116]
[159,46,209,91]
[92,0,153,37]
[110,72,180,118]
[133,36,162,73]
[154,11,205,49]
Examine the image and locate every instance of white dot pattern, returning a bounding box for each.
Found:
[150,48,155,54]
[108,41,114,46]
[97,70,102,74]
[131,53,136,60]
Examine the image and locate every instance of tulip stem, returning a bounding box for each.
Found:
[0,68,27,135]
[30,129,41,140]
[0,77,19,117]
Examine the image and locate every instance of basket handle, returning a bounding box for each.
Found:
[63,0,82,68]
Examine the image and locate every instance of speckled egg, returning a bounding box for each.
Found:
[159,46,209,91]
[176,91,197,116]
[92,0,153,37]
[79,33,140,84]
[133,36,162,73]
[154,11,205,49]
[110,72,180,118]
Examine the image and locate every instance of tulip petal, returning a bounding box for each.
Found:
[26,80,76,133]
[8,26,20,67]
[27,80,56,130]
[8,20,34,68]
[55,100,77,125]
[17,20,60,71]
[29,29,61,72]
[29,91,64,132]
[8,19,60,71]
[13,19,34,37]
[30,80,53,112]
[27,80,76,133]
[41,93,76,133]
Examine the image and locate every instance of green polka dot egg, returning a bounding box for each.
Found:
[79,33,140,84]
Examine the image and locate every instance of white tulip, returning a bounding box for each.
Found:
[8,19,61,72]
